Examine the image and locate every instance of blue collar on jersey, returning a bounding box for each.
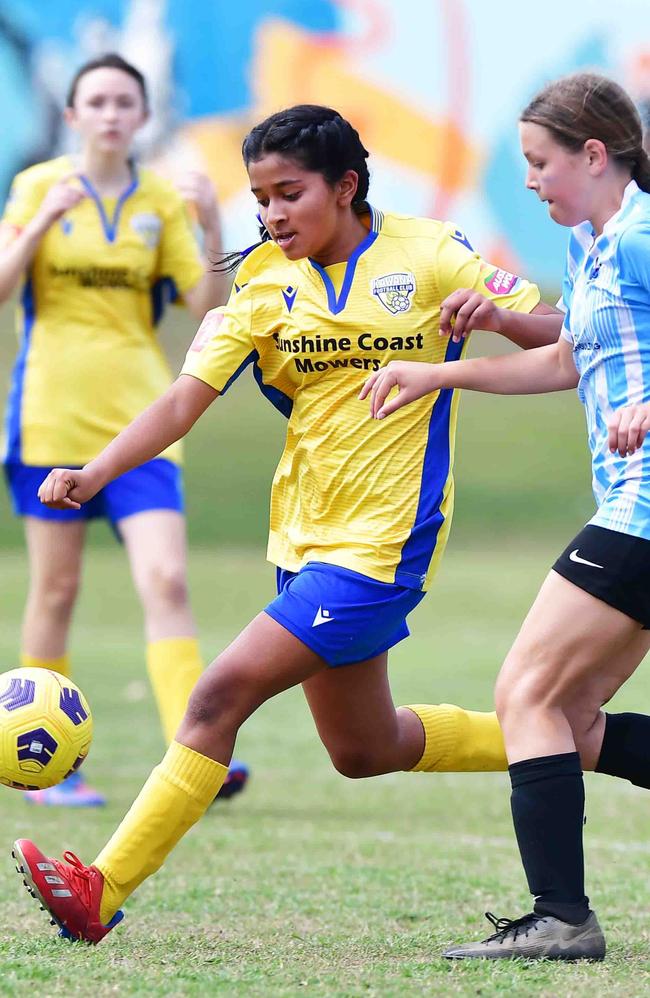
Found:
[308,204,383,315]
[79,168,139,244]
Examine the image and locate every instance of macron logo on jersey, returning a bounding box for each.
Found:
[312,606,334,627]
[282,286,298,312]
[450,229,473,252]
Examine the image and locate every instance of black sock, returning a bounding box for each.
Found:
[596,712,650,789]
[509,752,590,925]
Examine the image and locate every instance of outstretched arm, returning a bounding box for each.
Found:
[360,337,577,419]
[39,375,219,509]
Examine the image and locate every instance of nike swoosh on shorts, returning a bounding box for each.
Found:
[569,549,604,570]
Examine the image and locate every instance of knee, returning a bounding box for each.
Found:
[328,744,386,779]
[494,652,560,729]
[183,658,253,731]
[137,562,189,613]
[30,572,80,617]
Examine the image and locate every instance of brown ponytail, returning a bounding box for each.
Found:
[633,147,650,193]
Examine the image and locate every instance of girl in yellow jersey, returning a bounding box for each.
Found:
[14,104,560,941]
[0,53,247,805]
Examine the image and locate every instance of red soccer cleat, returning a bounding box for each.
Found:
[12,838,123,943]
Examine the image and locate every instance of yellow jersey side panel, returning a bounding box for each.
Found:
[183,212,540,587]
[3,158,204,467]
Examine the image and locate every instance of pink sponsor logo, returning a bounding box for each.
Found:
[484,269,520,295]
[190,310,224,351]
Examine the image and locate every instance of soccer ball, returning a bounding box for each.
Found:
[0,668,93,791]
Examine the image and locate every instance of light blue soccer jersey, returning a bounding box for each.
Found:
[561,180,650,538]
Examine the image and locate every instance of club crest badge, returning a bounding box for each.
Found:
[371,272,416,315]
[130,212,162,249]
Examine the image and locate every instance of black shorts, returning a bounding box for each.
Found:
[553,524,650,628]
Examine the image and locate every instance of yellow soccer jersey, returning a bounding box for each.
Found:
[2,156,205,467]
[183,208,540,589]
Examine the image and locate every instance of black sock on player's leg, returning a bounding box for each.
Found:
[596,712,650,789]
[510,752,590,925]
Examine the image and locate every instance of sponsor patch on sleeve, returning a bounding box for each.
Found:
[190,310,224,352]
[484,269,521,295]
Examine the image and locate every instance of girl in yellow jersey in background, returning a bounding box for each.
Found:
[0,53,248,806]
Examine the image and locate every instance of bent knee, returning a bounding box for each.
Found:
[495,663,562,726]
[329,745,387,779]
[185,667,236,726]
[184,657,263,730]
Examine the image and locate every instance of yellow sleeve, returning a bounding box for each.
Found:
[181,280,254,393]
[0,171,43,248]
[436,222,540,312]
[156,194,205,296]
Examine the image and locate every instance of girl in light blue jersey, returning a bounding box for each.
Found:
[363,71,650,961]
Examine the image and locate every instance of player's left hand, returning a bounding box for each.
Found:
[359,361,441,418]
[607,403,650,457]
[440,288,503,342]
[175,171,220,232]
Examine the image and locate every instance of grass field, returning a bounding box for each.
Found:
[1,303,647,992]
[1,545,650,996]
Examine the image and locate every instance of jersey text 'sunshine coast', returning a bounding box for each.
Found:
[183,208,540,588]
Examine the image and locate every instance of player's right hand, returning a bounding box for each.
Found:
[607,402,650,457]
[440,288,503,341]
[35,175,86,230]
[37,468,98,510]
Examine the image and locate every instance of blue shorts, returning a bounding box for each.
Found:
[265,561,426,667]
[4,458,184,526]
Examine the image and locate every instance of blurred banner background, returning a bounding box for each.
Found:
[1,0,648,286]
[0,0,648,551]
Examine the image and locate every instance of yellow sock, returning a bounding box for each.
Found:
[20,652,71,678]
[404,703,507,772]
[95,740,227,923]
[146,637,203,745]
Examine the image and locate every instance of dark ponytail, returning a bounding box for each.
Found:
[216,105,370,274]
